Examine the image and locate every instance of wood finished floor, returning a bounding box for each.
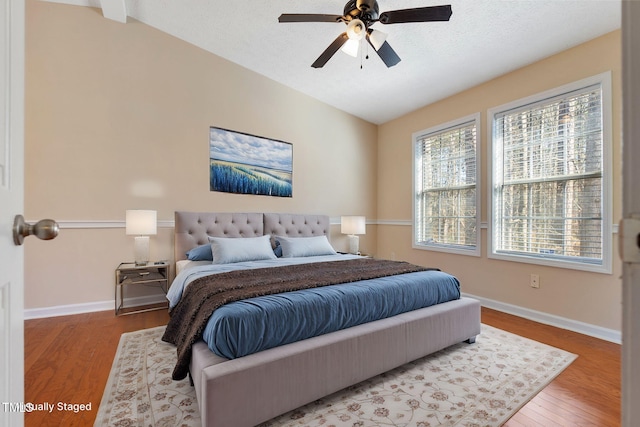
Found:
[24,307,621,426]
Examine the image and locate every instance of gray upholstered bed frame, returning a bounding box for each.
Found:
[174,211,481,427]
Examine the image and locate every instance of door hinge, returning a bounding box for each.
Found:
[619,217,640,263]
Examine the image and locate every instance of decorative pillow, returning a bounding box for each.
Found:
[186,244,213,261]
[209,235,277,264]
[273,239,283,258]
[276,235,337,258]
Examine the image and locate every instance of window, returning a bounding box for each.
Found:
[488,73,612,273]
[413,113,480,256]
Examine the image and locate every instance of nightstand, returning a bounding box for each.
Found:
[115,262,170,316]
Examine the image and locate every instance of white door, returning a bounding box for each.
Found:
[0,1,25,427]
[622,2,640,426]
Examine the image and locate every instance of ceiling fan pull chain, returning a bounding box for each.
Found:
[361,40,369,69]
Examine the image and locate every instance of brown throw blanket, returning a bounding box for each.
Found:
[162,258,432,380]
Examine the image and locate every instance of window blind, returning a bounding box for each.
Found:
[415,119,477,250]
[493,84,603,262]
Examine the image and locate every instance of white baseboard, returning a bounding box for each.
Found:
[24,295,167,320]
[463,292,622,344]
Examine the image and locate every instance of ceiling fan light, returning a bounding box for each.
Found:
[341,38,360,57]
[346,19,365,41]
[369,29,387,51]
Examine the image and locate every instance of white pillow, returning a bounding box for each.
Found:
[276,235,337,258]
[208,235,277,264]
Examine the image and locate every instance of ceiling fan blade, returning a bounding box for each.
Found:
[379,5,452,24]
[366,33,401,67]
[279,14,344,23]
[312,33,349,68]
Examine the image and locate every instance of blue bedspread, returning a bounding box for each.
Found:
[168,255,460,360]
[205,268,459,359]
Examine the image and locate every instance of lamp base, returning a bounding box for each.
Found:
[133,236,150,266]
[348,234,360,255]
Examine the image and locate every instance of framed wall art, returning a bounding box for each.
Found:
[209,127,293,197]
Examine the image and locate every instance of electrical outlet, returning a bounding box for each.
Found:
[530,274,540,288]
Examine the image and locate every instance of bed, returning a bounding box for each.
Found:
[164,211,481,427]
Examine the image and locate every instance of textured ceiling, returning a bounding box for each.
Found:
[45,0,621,124]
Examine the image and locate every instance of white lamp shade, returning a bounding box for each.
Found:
[125,210,157,235]
[346,19,366,41]
[341,216,366,235]
[341,38,360,57]
[368,29,387,51]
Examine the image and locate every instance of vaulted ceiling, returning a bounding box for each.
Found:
[44,0,621,124]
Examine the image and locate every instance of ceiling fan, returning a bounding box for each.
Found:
[278,0,452,68]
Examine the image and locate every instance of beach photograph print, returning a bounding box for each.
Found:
[209,127,293,197]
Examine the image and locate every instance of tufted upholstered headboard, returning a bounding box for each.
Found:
[174,211,331,261]
[263,213,331,240]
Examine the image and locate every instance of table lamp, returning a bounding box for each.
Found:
[341,215,366,255]
[126,210,157,265]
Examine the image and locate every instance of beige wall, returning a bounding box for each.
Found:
[24,1,377,310]
[377,31,622,332]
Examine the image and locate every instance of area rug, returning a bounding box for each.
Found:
[95,324,576,427]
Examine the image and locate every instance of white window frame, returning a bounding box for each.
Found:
[487,72,613,273]
[412,113,481,257]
